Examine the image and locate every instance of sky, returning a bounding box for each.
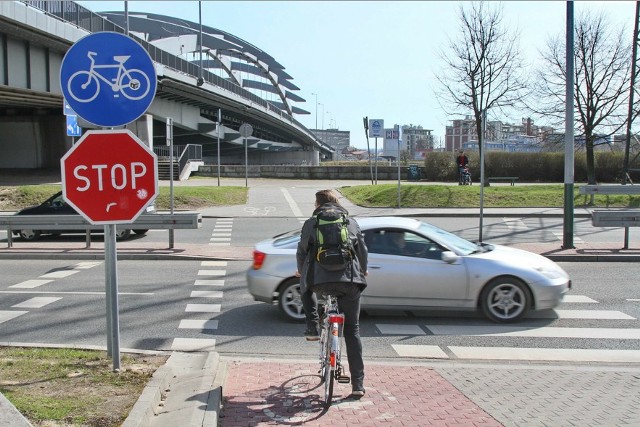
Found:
[77,1,636,148]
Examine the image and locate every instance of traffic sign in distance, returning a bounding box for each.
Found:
[60,130,158,224]
[60,32,157,127]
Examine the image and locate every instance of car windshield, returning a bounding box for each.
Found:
[418,222,479,254]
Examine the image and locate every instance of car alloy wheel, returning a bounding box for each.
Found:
[480,277,531,323]
[19,229,41,241]
[114,229,132,241]
[277,279,306,321]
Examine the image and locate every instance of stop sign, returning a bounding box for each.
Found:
[61,130,158,224]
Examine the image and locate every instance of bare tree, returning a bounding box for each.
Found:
[435,2,528,160]
[533,11,634,184]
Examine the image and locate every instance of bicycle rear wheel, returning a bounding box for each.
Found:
[323,349,334,407]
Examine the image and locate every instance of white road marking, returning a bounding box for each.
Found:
[211,232,232,237]
[449,346,640,363]
[171,338,216,351]
[0,291,153,296]
[552,231,584,243]
[281,187,304,218]
[197,270,226,276]
[562,295,598,303]
[185,304,221,313]
[12,297,62,309]
[377,324,426,335]
[391,344,448,358]
[503,218,528,231]
[9,279,54,289]
[73,262,103,269]
[193,280,224,286]
[628,299,640,302]
[178,319,219,330]
[190,291,223,298]
[210,238,231,242]
[530,310,635,320]
[40,270,79,279]
[201,261,227,267]
[209,242,230,246]
[0,311,28,324]
[426,325,640,339]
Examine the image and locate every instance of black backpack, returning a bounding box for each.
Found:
[314,206,354,271]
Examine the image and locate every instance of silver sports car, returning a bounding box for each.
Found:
[247,217,571,323]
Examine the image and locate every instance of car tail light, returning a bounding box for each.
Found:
[252,250,266,270]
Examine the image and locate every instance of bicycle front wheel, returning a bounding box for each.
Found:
[67,71,99,103]
[119,69,151,100]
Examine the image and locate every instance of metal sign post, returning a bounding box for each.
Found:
[239,123,253,188]
[167,117,175,248]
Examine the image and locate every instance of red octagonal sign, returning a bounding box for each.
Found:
[61,130,158,224]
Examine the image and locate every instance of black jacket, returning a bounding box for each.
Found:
[296,203,368,293]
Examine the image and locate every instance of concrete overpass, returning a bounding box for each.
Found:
[0,1,334,173]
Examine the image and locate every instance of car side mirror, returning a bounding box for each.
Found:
[441,251,459,264]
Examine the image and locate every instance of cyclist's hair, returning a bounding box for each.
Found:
[315,189,341,206]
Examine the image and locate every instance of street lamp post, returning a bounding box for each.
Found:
[311,92,318,131]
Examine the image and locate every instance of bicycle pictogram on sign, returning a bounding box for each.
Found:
[67,51,151,103]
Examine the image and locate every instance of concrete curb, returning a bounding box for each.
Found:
[121,363,175,427]
[0,392,33,427]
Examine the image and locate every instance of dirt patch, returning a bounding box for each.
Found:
[0,348,168,427]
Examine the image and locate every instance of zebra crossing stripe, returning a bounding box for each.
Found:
[377,324,426,335]
[178,319,219,330]
[448,346,640,363]
[10,279,54,289]
[12,297,62,309]
[530,310,635,320]
[201,261,227,267]
[185,304,221,313]
[391,344,448,358]
[193,280,224,286]
[190,291,223,298]
[197,270,226,276]
[425,325,640,339]
[562,295,598,303]
[170,338,216,351]
[0,311,28,324]
[40,270,79,279]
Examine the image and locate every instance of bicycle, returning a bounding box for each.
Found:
[317,293,350,407]
[67,51,151,103]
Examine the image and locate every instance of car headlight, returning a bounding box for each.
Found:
[533,265,566,280]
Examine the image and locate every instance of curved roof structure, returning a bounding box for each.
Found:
[99,11,309,118]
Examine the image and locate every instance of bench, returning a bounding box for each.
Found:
[488,177,519,186]
[591,209,640,249]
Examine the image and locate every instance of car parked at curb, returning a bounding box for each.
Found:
[13,191,148,241]
[247,216,571,323]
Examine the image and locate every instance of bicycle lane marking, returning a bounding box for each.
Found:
[281,187,304,218]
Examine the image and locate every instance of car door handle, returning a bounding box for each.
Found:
[368,264,382,269]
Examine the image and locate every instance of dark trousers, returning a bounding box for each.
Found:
[308,282,365,389]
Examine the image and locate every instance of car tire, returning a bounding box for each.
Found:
[115,229,132,241]
[19,229,41,241]
[277,278,306,322]
[133,229,148,235]
[480,277,532,323]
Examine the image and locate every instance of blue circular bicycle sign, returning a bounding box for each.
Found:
[60,32,157,127]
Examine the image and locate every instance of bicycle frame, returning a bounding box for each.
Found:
[85,51,129,91]
[318,294,345,408]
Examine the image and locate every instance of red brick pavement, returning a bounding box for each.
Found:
[221,361,502,426]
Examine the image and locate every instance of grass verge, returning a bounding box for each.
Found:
[0,347,167,427]
[0,185,248,211]
[340,184,640,208]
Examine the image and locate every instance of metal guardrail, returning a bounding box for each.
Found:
[579,185,640,195]
[0,212,201,247]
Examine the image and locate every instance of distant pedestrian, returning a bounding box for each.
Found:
[456,149,469,185]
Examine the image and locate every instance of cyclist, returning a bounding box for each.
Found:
[295,189,369,398]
